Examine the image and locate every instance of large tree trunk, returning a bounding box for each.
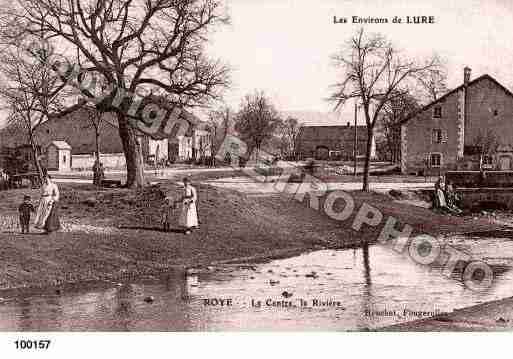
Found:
[95,128,101,163]
[117,113,145,188]
[29,134,43,183]
[362,128,374,192]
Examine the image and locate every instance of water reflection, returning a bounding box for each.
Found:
[0,238,513,331]
[361,244,372,329]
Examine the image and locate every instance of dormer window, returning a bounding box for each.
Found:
[433,106,442,118]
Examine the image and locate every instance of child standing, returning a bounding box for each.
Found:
[19,195,35,234]
[161,195,178,232]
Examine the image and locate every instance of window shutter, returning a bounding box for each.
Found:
[442,130,448,143]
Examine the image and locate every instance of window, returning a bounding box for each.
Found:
[432,129,443,144]
[433,106,442,118]
[430,153,442,167]
[483,155,493,166]
[493,109,499,117]
[63,155,66,164]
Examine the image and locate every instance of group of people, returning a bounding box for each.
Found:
[433,176,462,214]
[16,172,199,235]
[18,174,61,234]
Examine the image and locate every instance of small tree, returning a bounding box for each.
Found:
[329,28,441,191]
[208,105,233,166]
[0,34,70,180]
[82,107,105,164]
[377,91,419,163]
[234,91,281,161]
[276,117,301,160]
[415,67,448,102]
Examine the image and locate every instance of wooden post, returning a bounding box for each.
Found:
[354,101,358,177]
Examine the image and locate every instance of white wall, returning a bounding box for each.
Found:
[47,146,58,170]
[71,153,126,170]
[59,149,71,171]
[148,138,169,160]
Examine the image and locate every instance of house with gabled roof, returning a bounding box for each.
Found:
[401,67,513,175]
[296,123,373,160]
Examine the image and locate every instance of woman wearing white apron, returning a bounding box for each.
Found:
[178,178,198,234]
[34,175,61,233]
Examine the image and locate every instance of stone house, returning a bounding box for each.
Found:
[401,68,513,175]
[296,123,375,160]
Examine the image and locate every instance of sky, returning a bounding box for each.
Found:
[2,0,513,128]
[206,0,513,123]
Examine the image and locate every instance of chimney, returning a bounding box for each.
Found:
[464,66,471,86]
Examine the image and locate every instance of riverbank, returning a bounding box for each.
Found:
[380,295,513,331]
[0,182,503,292]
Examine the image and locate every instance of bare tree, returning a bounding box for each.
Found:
[415,66,448,102]
[208,105,232,166]
[6,0,231,188]
[82,107,105,163]
[377,91,419,163]
[329,28,441,191]
[234,91,281,161]
[0,33,70,180]
[276,116,301,160]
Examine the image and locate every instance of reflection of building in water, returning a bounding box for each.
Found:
[177,270,200,300]
[15,295,64,331]
[113,284,136,331]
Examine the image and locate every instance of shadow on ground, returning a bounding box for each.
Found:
[118,225,184,234]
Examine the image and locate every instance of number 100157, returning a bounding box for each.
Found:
[14,340,51,350]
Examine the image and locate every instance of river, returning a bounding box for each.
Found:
[1,235,513,331]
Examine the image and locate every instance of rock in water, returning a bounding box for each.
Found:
[144,296,155,303]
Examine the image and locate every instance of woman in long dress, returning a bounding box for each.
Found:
[178,178,198,234]
[34,175,61,233]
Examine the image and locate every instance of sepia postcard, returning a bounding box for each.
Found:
[1,0,513,354]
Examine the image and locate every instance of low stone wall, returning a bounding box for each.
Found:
[72,153,126,171]
[456,188,513,210]
[446,171,513,188]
